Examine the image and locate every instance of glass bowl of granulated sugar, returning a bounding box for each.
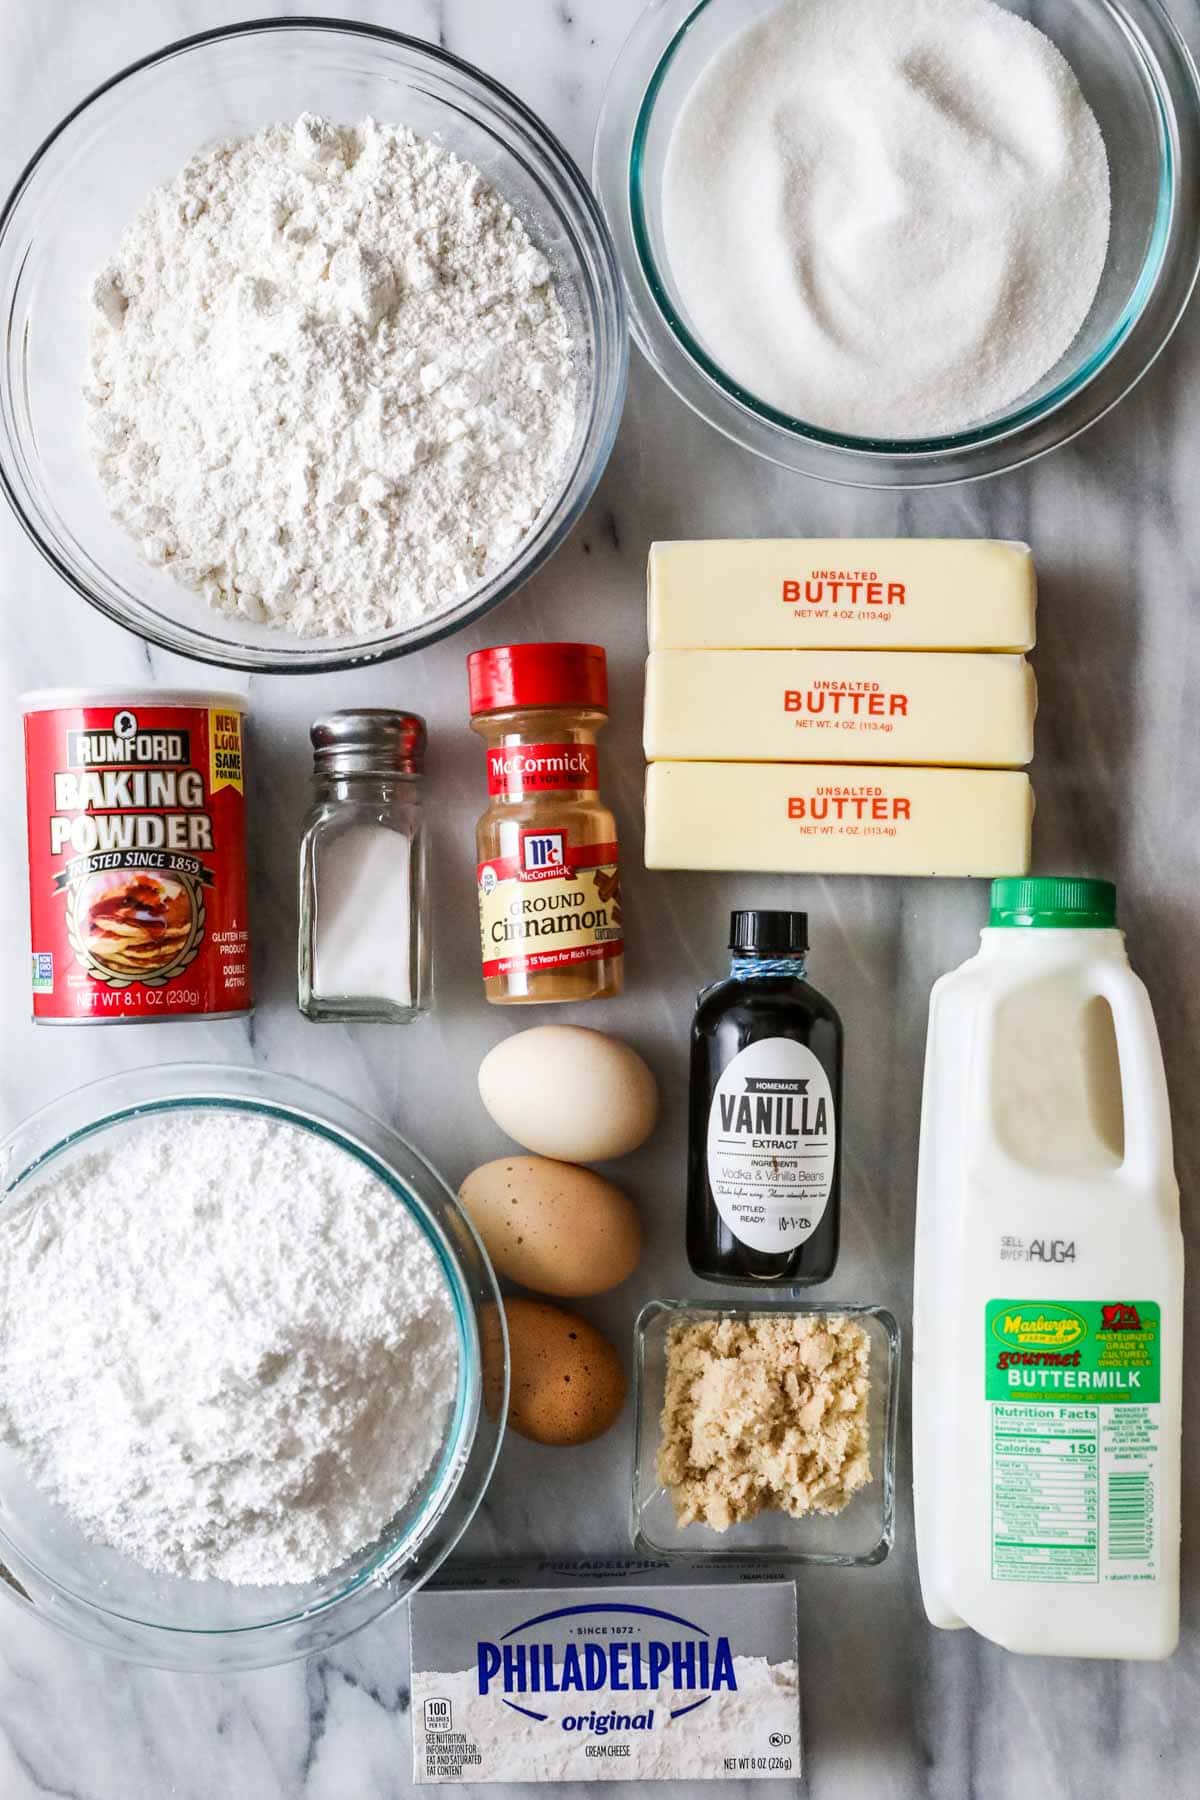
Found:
[0,1066,508,1672]
[0,22,626,672]
[596,0,1200,487]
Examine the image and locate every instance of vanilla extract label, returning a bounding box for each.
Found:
[706,1038,836,1252]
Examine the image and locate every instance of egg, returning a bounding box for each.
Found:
[477,1025,659,1163]
[460,1156,642,1297]
[482,1298,626,1446]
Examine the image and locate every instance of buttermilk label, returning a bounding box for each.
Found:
[985,1300,1163,1587]
[706,1039,836,1252]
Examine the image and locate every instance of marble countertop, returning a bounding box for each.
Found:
[1,0,1197,1794]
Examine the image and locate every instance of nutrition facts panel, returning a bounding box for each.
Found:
[990,1402,1099,1582]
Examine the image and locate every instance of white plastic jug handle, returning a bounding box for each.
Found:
[1093,961,1176,1197]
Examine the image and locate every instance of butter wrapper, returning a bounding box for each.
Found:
[647,538,1037,652]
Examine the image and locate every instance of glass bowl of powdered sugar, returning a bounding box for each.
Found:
[0,22,626,671]
[0,1065,508,1671]
[596,0,1200,487]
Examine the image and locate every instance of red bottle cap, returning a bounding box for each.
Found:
[467,643,609,715]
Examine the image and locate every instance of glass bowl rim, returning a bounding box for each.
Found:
[596,0,1200,485]
[0,14,629,674]
[0,1063,508,1645]
[631,1296,900,1566]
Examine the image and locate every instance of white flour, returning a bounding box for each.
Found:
[663,0,1110,438]
[85,115,577,638]
[0,1109,458,1585]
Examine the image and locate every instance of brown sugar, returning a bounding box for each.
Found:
[657,1313,872,1531]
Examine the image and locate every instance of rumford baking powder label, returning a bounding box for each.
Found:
[22,695,252,1022]
[409,1568,800,1784]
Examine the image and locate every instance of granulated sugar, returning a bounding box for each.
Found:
[0,1109,458,1586]
[662,0,1110,438]
[85,115,577,638]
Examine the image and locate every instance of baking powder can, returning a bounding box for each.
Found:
[21,689,252,1024]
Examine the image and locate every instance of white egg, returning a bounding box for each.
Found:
[477,1025,659,1163]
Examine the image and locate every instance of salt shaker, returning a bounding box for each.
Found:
[298,710,430,1022]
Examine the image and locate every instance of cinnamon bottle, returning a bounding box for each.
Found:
[468,643,624,1005]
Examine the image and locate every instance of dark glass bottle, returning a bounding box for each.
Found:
[688,910,842,1285]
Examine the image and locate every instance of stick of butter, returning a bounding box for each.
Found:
[647,540,1036,651]
[644,762,1033,877]
[644,649,1036,767]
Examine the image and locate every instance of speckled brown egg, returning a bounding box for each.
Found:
[482,1298,626,1446]
[460,1157,642,1298]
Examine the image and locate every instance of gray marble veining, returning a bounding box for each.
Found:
[1,1,1197,1795]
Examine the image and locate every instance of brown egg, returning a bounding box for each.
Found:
[460,1157,642,1298]
[482,1298,626,1446]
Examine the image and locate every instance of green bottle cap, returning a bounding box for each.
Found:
[989,876,1117,929]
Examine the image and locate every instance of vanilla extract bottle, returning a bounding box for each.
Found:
[687,910,842,1285]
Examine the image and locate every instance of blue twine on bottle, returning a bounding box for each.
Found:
[729,955,807,980]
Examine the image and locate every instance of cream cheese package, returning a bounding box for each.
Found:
[409,1565,800,1783]
[648,539,1037,651]
[644,649,1036,767]
[644,762,1033,877]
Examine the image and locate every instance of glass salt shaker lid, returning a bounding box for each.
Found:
[310,710,427,776]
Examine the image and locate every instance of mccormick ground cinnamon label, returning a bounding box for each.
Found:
[468,644,624,1006]
[22,689,252,1024]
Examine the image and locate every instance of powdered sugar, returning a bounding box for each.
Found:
[0,1108,459,1585]
[85,115,577,638]
[662,0,1110,438]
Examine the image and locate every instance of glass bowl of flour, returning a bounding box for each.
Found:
[0,1066,507,1671]
[0,22,626,670]
[596,0,1200,487]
